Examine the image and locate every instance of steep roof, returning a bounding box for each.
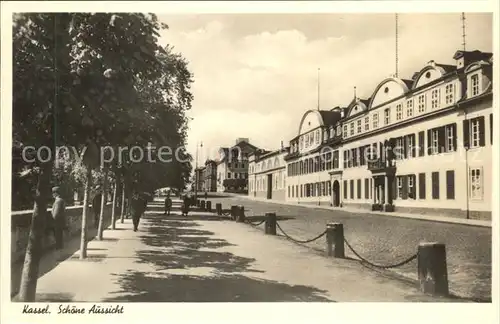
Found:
[318,110,342,126]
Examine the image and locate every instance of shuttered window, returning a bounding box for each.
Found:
[418,173,426,199]
[418,131,425,156]
[431,172,440,199]
[357,179,362,199]
[446,170,455,199]
[364,178,369,199]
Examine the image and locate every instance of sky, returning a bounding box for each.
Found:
[157,13,492,165]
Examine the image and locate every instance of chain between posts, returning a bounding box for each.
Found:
[343,237,418,269]
[245,219,266,227]
[275,222,327,244]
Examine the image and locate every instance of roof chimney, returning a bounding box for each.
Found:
[236,137,249,145]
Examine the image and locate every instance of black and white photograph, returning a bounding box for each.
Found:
[1,1,498,324]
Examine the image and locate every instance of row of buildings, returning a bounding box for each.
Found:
[194,49,493,220]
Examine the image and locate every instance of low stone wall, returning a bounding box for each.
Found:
[11,203,113,265]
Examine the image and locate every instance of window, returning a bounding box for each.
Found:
[227,172,231,178]
[329,127,334,138]
[228,162,231,168]
[372,113,379,128]
[396,104,403,120]
[445,83,454,105]
[350,123,355,136]
[364,178,369,199]
[446,170,455,200]
[397,176,403,199]
[350,180,354,199]
[428,129,438,155]
[343,125,348,138]
[323,130,328,142]
[470,167,483,200]
[445,124,456,152]
[418,94,426,113]
[431,171,439,199]
[235,173,239,179]
[408,175,415,199]
[316,130,320,144]
[357,120,362,133]
[470,118,482,148]
[384,108,390,125]
[395,137,403,160]
[357,179,361,199]
[431,89,440,109]
[471,74,480,96]
[364,116,369,131]
[343,180,348,199]
[406,99,414,118]
[407,134,415,158]
[299,137,303,150]
[418,173,426,199]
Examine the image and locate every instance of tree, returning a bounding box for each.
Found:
[13,13,194,301]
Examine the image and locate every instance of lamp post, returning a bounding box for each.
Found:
[195,141,203,199]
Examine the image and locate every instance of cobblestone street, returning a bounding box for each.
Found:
[209,195,491,301]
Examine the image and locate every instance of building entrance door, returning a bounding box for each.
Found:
[332,180,340,207]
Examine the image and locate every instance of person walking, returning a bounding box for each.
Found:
[181,193,190,216]
[131,192,147,232]
[164,193,172,216]
[51,186,67,250]
[92,185,102,229]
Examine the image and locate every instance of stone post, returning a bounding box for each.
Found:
[206,200,212,212]
[265,212,277,235]
[216,203,222,216]
[200,200,206,211]
[236,206,245,223]
[418,242,449,296]
[325,223,345,258]
[230,205,238,220]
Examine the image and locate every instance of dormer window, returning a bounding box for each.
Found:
[445,83,454,105]
[471,73,480,96]
[431,89,440,109]
[418,94,426,113]
[330,126,334,138]
[406,99,414,117]
[364,116,370,131]
[357,120,362,133]
[350,123,354,136]
[323,130,328,142]
[384,108,391,125]
[396,104,403,121]
[336,126,341,136]
[343,125,348,137]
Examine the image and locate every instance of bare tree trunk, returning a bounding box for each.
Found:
[97,166,109,240]
[111,178,118,230]
[80,167,92,259]
[120,181,126,223]
[18,162,52,302]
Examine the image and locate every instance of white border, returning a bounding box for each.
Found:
[1,1,498,324]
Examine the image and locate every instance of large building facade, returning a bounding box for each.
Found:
[248,147,289,200]
[203,160,218,192]
[216,138,260,193]
[285,49,493,220]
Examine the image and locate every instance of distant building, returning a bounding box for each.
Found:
[248,146,289,200]
[194,166,206,193]
[216,138,260,193]
[204,159,217,192]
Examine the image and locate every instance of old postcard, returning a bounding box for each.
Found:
[1,1,498,324]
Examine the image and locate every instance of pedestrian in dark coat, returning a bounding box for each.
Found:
[164,194,172,216]
[51,186,67,250]
[181,194,190,216]
[131,192,147,232]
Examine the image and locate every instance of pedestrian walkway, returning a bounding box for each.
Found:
[18,199,463,302]
[220,193,491,228]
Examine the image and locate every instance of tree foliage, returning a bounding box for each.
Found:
[12,13,194,301]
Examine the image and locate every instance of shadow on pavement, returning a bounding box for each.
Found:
[105,213,334,302]
[105,272,334,302]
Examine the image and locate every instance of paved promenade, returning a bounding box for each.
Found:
[13,199,463,302]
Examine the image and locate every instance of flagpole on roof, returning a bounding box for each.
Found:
[317,67,320,111]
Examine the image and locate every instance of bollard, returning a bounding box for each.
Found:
[417,242,449,296]
[206,200,212,212]
[264,212,277,235]
[196,199,200,207]
[230,205,238,220]
[216,203,222,216]
[236,206,246,223]
[200,200,206,211]
[325,223,345,258]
